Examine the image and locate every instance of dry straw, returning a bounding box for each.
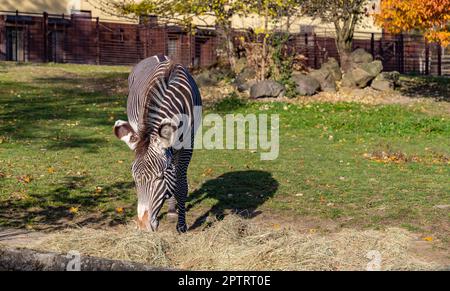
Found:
[31,215,434,270]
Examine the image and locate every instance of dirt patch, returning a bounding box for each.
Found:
[255,87,427,105]
[20,215,446,270]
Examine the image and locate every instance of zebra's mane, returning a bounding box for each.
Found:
[135,60,178,155]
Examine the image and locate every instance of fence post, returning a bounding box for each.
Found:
[43,12,48,63]
[304,33,308,67]
[370,33,375,58]
[96,17,100,65]
[313,33,317,69]
[424,38,429,75]
[62,13,66,63]
[437,44,442,76]
[15,10,18,61]
[397,33,404,73]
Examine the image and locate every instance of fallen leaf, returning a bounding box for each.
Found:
[69,207,78,214]
[18,175,32,184]
[423,236,433,242]
[48,167,55,174]
[116,207,124,214]
[202,168,213,177]
[95,186,103,193]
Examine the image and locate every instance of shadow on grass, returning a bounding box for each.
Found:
[186,170,279,230]
[0,175,135,230]
[0,74,129,152]
[399,75,449,102]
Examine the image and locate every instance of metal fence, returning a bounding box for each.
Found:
[0,10,448,75]
[0,10,217,68]
[290,30,448,76]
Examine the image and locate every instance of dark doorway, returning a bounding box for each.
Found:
[6,27,25,61]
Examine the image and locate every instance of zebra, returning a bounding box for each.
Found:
[114,55,202,233]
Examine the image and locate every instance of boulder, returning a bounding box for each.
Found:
[379,71,400,86]
[234,58,247,74]
[370,72,397,91]
[292,73,321,96]
[235,66,257,92]
[342,60,383,88]
[236,79,256,92]
[358,60,383,78]
[321,57,342,81]
[350,48,373,64]
[309,69,337,92]
[250,80,285,98]
[341,68,371,88]
[194,70,218,87]
[371,79,393,91]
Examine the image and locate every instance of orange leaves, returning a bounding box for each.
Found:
[47,167,56,174]
[202,168,214,177]
[116,207,124,214]
[69,207,79,214]
[94,186,103,194]
[374,0,450,46]
[17,175,32,184]
[423,236,433,242]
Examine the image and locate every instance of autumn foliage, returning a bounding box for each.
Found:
[375,0,450,46]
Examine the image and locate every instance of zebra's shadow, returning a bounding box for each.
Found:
[186,170,278,230]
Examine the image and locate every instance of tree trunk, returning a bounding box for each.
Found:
[218,21,237,72]
[261,3,269,81]
[336,37,353,72]
[334,16,357,72]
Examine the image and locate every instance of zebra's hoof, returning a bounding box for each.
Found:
[167,212,177,222]
[176,224,187,233]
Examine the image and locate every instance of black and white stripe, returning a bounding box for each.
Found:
[118,55,201,232]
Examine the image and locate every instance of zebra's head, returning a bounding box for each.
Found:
[114,119,177,231]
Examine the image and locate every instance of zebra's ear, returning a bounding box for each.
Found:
[114,120,138,150]
[158,119,177,149]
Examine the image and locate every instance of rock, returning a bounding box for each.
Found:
[309,69,337,92]
[250,80,285,98]
[371,73,394,91]
[434,204,450,209]
[371,79,393,91]
[235,66,257,92]
[350,48,373,64]
[0,247,170,271]
[358,60,383,78]
[292,73,320,96]
[236,79,256,92]
[342,60,383,88]
[321,57,342,81]
[234,58,247,74]
[194,70,218,87]
[379,71,400,86]
[342,68,372,88]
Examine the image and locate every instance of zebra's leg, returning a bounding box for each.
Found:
[174,149,192,233]
[167,196,177,221]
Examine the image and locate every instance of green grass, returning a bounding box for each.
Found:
[0,62,449,238]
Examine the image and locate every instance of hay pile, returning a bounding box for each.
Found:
[31,215,434,270]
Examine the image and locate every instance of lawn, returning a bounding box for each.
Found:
[0,62,449,244]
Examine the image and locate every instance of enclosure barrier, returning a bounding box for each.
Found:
[0,10,217,68]
[0,10,448,75]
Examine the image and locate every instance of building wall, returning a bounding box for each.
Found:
[1,0,383,35]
